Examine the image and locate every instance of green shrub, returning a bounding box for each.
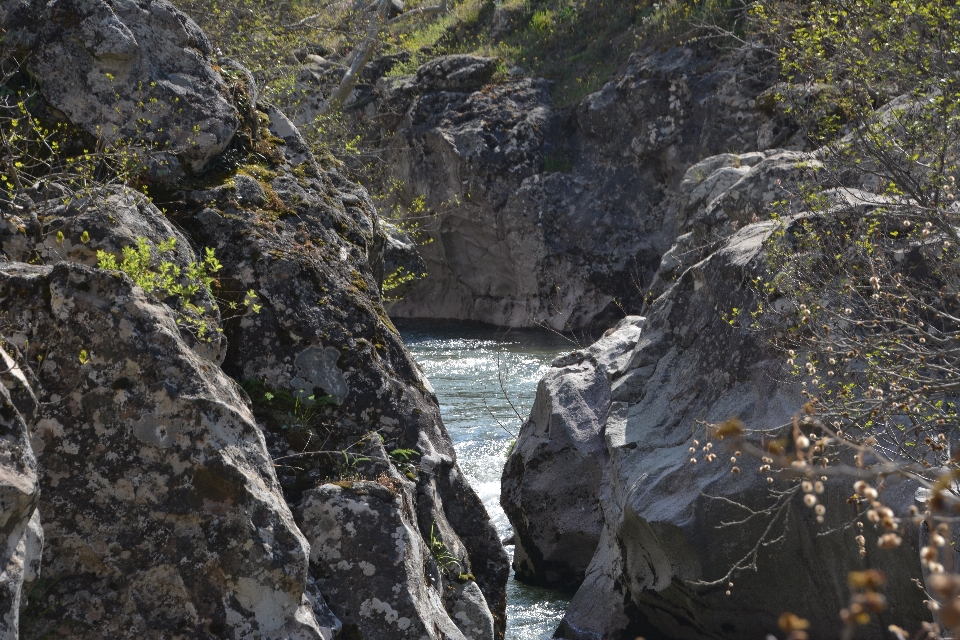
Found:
[97,237,260,340]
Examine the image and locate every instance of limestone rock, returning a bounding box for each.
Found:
[0,262,326,639]
[0,188,191,268]
[503,224,931,639]
[376,44,780,330]
[682,150,819,242]
[383,77,558,327]
[0,3,508,638]
[296,480,487,640]
[3,0,238,179]
[646,150,822,302]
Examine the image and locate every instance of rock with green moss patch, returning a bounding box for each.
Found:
[0,261,329,639]
[2,0,238,181]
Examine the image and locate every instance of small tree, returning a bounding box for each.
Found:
[0,68,150,240]
[323,0,449,113]
[733,0,960,635]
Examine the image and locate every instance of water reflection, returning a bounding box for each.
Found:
[398,320,574,640]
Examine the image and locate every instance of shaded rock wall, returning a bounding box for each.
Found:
[502,221,931,639]
[342,45,789,329]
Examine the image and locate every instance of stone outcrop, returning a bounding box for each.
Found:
[502,220,931,639]
[348,45,791,329]
[2,0,238,181]
[0,6,508,639]
[0,262,327,638]
[645,149,820,301]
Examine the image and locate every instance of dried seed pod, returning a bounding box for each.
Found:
[878,533,902,550]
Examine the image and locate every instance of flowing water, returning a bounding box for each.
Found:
[398,320,574,640]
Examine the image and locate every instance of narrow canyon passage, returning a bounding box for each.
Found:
[398,321,574,639]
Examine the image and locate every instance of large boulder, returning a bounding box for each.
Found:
[296,480,493,640]
[502,223,931,639]
[0,262,328,639]
[0,346,41,639]
[2,0,238,180]
[368,44,784,330]
[502,318,642,590]
[173,105,507,638]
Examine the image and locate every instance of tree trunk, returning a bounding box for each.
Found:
[321,0,448,114]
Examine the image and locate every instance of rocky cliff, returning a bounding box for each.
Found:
[0,1,506,638]
[500,164,933,638]
[295,44,796,330]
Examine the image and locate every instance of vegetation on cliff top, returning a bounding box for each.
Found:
[179,0,751,110]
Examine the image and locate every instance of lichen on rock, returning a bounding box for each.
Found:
[0,262,327,638]
[2,0,239,180]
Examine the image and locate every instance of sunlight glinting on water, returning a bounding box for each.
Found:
[398,322,572,640]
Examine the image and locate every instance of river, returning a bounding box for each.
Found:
[398,320,574,640]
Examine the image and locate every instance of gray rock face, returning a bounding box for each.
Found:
[645,149,820,301]
[0,348,40,640]
[0,185,227,363]
[1,188,192,268]
[175,104,507,638]
[369,45,782,329]
[502,225,931,639]
[296,480,486,640]
[3,0,238,179]
[501,317,643,590]
[0,262,326,638]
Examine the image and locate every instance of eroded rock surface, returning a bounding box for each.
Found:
[0,262,327,638]
[358,46,786,329]
[502,224,930,639]
[0,0,511,637]
[2,0,238,179]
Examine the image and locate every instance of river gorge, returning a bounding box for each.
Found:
[399,321,572,640]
